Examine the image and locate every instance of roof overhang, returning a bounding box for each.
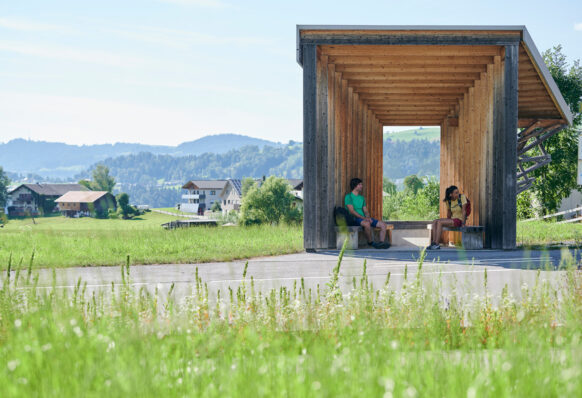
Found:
[297,25,573,126]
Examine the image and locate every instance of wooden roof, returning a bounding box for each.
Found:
[297,26,573,127]
[55,191,111,203]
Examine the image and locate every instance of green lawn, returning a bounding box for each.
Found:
[517,220,582,246]
[0,248,580,397]
[383,127,440,142]
[0,213,303,269]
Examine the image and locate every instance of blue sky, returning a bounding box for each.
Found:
[0,0,581,145]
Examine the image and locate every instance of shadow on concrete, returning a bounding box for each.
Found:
[314,247,581,271]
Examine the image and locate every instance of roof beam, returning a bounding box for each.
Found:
[320,45,503,57]
[327,55,495,65]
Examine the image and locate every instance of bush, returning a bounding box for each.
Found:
[240,176,299,226]
[382,177,439,220]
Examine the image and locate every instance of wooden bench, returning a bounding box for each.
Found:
[335,224,394,250]
[427,224,484,249]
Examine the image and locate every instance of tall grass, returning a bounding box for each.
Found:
[0,247,580,397]
[517,220,582,246]
[0,213,302,268]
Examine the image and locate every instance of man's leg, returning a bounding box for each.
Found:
[360,220,372,243]
[376,220,387,242]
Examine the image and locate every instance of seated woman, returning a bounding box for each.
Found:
[427,185,467,250]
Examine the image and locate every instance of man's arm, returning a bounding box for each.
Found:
[346,204,362,219]
[362,205,372,220]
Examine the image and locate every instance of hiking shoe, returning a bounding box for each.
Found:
[426,244,440,250]
[371,242,384,249]
[380,242,391,249]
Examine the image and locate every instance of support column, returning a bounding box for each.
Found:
[302,44,317,251]
[490,45,518,249]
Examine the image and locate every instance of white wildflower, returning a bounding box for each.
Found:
[467,386,477,398]
[73,326,83,337]
[405,386,417,398]
[390,340,398,350]
[41,343,52,351]
[7,360,20,372]
[24,345,32,352]
[14,319,22,328]
[312,381,321,391]
[107,341,116,353]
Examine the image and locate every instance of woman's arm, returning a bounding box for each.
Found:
[447,209,452,219]
[462,204,467,225]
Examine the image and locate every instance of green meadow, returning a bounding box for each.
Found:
[0,248,580,397]
[517,220,582,247]
[383,127,440,142]
[0,212,303,269]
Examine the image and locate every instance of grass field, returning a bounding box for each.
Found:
[0,248,580,397]
[0,213,303,269]
[383,127,440,141]
[517,220,582,246]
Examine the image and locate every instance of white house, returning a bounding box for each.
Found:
[180,180,227,214]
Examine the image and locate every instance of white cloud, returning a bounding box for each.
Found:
[157,0,227,7]
[0,17,66,32]
[105,25,274,49]
[0,91,300,145]
[0,40,148,68]
[575,23,582,31]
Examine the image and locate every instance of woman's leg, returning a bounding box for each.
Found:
[434,218,455,245]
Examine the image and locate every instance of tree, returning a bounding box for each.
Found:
[116,192,135,219]
[383,177,397,195]
[91,164,116,192]
[526,46,582,213]
[0,166,10,209]
[241,177,256,197]
[210,201,222,212]
[403,174,424,194]
[78,179,92,190]
[240,176,301,225]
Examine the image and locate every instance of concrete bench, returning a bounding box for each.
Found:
[335,224,394,250]
[427,224,484,249]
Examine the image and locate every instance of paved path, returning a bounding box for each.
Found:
[24,248,580,302]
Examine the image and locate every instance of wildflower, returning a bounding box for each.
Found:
[70,319,77,326]
[467,386,477,398]
[107,341,116,353]
[501,362,512,372]
[177,378,183,385]
[405,386,417,397]
[24,345,32,352]
[390,340,398,350]
[17,378,28,385]
[73,326,83,338]
[312,381,321,391]
[41,343,52,351]
[7,360,20,372]
[14,319,22,328]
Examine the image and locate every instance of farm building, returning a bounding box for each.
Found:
[5,183,88,217]
[55,191,116,218]
[297,25,573,250]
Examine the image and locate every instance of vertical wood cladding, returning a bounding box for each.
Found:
[305,49,383,249]
[439,47,518,249]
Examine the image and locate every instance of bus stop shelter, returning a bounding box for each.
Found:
[297,25,573,250]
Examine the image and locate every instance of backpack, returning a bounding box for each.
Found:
[449,194,471,216]
[333,206,357,227]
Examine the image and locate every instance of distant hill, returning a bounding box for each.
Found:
[0,134,283,178]
[384,127,440,142]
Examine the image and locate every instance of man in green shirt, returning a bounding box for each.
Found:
[345,178,390,249]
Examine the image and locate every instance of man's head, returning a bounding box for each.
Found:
[350,178,363,192]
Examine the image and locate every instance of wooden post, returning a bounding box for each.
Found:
[490,45,518,249]
[302,44,317,251]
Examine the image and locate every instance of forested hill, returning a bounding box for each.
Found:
[77,139,439,207]
[0,134,282,178]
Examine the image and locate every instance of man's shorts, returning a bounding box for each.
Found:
[355,217,379,227]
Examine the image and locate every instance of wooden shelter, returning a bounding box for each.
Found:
[297,25,573,250]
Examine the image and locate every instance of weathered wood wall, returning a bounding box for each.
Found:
[303,46,383,250]
[440,47,518,249]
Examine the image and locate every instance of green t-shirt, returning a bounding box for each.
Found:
[345,193,366,218]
